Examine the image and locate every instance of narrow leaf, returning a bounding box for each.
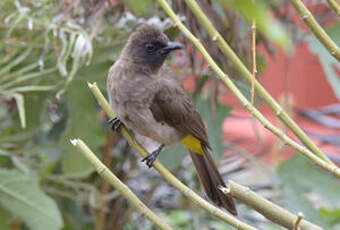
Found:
[9,85,56,93]
[12,93,26,128]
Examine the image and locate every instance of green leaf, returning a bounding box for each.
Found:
[159,144,187,169]
[163,210,191,228]
[209,220,234,230]
[277,155,339,228]
[25,91,48,130]
[12,93,26,128]
[0,206,11,230]
[319,208,340,225]
[0,47,32,75]
[61,81,105,177]
[235,79,262,106]
[0,169,63,230]
[124,0,153,15]
[216,0,291,50]
[326,23,340,46]
[196,98,232,159]
[9,85,56,92]
[0,149,10,156]
[60,198,92,230]
[306,23,340,100]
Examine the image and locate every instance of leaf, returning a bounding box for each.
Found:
[60,198,92,230]
[325,23,340,46]
[58,31,76,77]
[67,33,89,83]
[124,0,153,15]
[61,81,105,177]
[25,91,49,130]
[209,220,235,230]
[159,144,187,169]
[163,210,191,228]
[195,98,232,159]
[0,47,32,75]
[319,208,340,225]
[0,149,10,156]
[277,155,340,228]
[216,0,291,50]
[0,169,63,230]
[235,79,262,106]
[0,206,11,230]
[306,23,340,100]
[12,93,26,128]
[9,85,56,92]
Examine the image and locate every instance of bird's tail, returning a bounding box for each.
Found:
[189,147,237,216]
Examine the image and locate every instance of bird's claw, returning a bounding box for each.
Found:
[141,153,157,168]
[141,144,164,168]
[109,117,122,131]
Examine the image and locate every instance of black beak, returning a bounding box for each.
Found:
[160,41,184,54]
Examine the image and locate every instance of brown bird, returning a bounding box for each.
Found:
[107,24,237,215]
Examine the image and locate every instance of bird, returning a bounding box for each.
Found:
[107,24,237,215]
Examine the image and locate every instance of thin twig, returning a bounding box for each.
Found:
[88,82,258,230]
[289,0,340,61]
[70,138,173,230]
[117,181,161,228]
[156,0,340,177]
[181,0,335,166]
[251,0,257,105]
[326,0,340,16]
[220,181,323,230]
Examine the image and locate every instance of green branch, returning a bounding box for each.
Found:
[88,82,257,230]
[290,0,340,61]
[156,0,340,177]
[70,138,173,230]
[182,0,334,166]
[220,181,323,230]
[326,0,340,15]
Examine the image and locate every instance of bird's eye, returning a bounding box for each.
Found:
[145,43,155,52]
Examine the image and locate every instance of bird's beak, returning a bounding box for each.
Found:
[160,41,184,54]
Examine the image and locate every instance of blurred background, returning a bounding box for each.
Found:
[0,0,339,229]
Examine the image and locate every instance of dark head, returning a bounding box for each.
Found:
[121,24,183,72]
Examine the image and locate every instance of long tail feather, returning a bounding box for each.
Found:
[189,148,237,216]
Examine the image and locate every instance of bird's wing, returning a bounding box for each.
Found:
[150,78,210,148]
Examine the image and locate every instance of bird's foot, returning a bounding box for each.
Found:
[141,144,164,168]
[109,117,123,131]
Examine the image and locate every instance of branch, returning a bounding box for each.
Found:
[181,0,335,167]
[88,82,257,230]
[156,0,340,178]
[251,0,257,105]
[70,138,173,230]
[326,0,340,17]
[219,181,323,230]
[290,0,340,61]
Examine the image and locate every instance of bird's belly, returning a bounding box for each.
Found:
[115,104,183,146]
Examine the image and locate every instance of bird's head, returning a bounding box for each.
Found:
[121,24,183,72]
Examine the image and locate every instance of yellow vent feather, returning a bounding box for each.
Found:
[180,135,204,155]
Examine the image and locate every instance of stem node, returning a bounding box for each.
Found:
[276,108,283,116]
[293,212,304,230]
[302,13,311,20]
[212,34,219,41]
